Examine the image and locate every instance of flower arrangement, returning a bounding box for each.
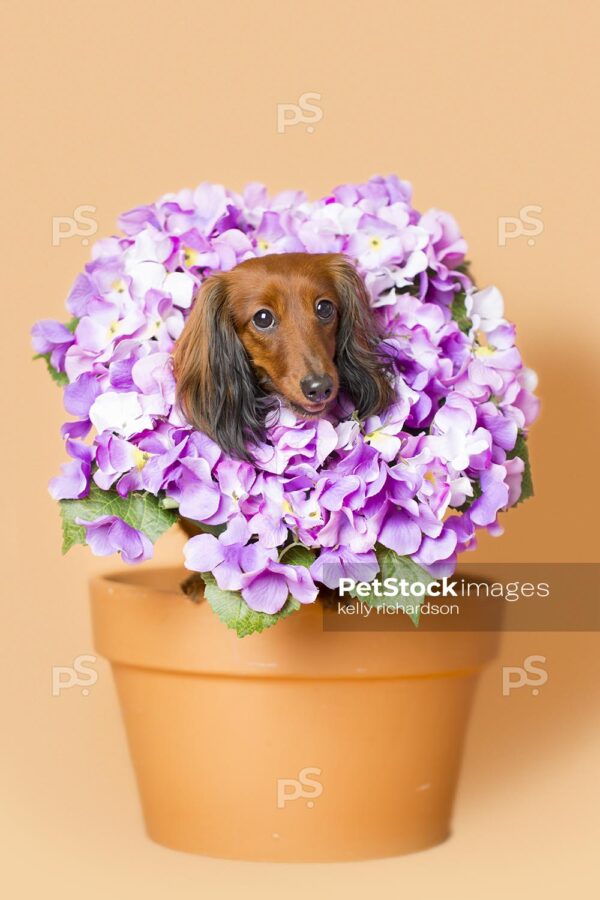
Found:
[32,175,539,636]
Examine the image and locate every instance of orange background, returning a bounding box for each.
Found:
[2,1,599,897]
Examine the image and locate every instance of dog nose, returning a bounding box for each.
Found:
[300,373,334,403]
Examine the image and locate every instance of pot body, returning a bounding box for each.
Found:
[90,567,498,862]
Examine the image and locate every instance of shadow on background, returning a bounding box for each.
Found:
[462,337,600,805]
[463,630,600,808]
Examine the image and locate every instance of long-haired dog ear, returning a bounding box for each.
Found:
[327,255,394,418]
[173,275,267,460]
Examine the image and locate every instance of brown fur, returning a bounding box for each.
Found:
[173,252,393,459]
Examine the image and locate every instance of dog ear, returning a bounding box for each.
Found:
[173,274,267,459]
[327,255,394,418]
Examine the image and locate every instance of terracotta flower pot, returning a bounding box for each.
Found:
[90,567,499,862]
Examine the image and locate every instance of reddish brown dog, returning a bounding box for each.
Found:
[173,252,393,459]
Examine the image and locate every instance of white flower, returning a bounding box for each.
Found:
[90,391,153,439]
[466,285,506,334]
[307,203,362,235]
[126,230,172,266]
[519,367,538,392]
[124,230,195,307]
[125,259,195,309]
[163,272,194,308]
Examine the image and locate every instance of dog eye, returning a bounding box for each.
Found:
[252,309,276,330]
[315,299,335,321]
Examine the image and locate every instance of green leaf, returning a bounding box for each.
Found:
[278,542,315,568]
[179,517,226,537]
[507,432,534,505]
[202,574,301,638]
[355,545,437,625]
[456,261,473,279]
[59,483,177,554]
[60,506,87,553]
[450,291,472,335]
[33,352,69,386]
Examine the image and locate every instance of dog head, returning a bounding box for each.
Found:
[173,252,393,459]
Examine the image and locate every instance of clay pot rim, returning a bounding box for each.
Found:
[90,565,501,680]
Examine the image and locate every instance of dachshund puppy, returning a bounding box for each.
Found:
[173,252,393,459]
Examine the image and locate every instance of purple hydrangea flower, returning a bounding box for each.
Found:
[184,520,273,592]
[310,547,379,590]
[240,559,318,613]
[76,516,153,564]
[49,439,94,500]
[35,175,539,598]
[31,320,76,372]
